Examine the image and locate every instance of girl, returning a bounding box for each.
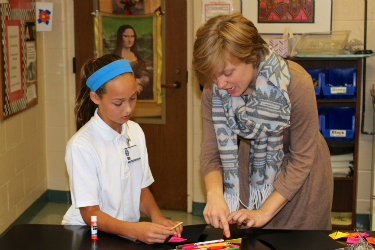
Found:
[62,54,182,244]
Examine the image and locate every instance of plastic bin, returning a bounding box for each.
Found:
[322,68,356,99]
[295,31,351,55]
[306,68,324,99]
[321,107,355,141]
[317,107,324,133]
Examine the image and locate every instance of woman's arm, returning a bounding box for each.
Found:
[203,170,231,237]
[200,86,232,238]
[227,190,287,228]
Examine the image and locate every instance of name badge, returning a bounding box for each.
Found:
[124,145,141,163]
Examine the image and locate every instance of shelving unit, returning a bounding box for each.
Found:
[289,57,363,231]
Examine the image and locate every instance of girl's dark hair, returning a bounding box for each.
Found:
[75,54,123,130]
[113,25,139,57]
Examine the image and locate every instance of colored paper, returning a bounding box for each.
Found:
[367,238,375,245]
[164,224,208,244]
[345,232,369,238]
[168,236,187,242]
[226,238,242,244]
[329,231,349,240]
[347,237,373,244]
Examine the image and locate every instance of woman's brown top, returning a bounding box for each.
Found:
[200,61,333,230]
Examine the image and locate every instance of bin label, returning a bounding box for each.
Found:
[330,130,346,137]
[331,87,347,94]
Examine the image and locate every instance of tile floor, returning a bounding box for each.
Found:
[29,202,207,225]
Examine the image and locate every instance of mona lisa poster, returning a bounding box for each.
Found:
[97,12,161,103]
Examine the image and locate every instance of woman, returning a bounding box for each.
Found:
[193,13,333,237]
[114,25,152,100]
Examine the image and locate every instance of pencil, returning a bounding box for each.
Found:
[169,221,183,231]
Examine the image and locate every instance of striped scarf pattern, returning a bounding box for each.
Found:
[212,48,291,212]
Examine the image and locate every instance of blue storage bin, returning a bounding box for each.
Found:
[305,68,324,99]
[322,68,356,99]
[321,107,355,141]
[317,107,324,133]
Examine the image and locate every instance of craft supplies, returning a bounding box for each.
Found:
[170,222,183,231]
[91,216,98,244]
[178,239,225,249]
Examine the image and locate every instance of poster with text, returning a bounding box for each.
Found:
[5,20,23,103]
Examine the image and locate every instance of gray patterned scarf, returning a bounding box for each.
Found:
[212,47,291,212]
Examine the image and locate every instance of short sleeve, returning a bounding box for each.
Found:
[66,144,100,208]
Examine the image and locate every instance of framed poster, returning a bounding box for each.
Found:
[242,0,332,34]
[0,1,37,120]
[99,0,161,15]
[97,12,161,103]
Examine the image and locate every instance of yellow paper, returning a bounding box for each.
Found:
[329,231,349,240]
[226,238,242,244]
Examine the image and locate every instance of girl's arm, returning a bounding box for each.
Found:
[139,187,183,237]
[80,205,174,244]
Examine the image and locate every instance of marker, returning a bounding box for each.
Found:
[178,240,225,249]
[91,216,98,244]
[169,221,183,231]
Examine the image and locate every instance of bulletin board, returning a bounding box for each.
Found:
[0,1,37,121]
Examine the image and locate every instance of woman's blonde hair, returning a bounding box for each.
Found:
[192,12,268,86]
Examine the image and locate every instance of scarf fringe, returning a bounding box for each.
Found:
[224,192,240,213]
[248,184,274,210]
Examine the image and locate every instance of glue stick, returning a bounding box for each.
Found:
[91,216,98,244]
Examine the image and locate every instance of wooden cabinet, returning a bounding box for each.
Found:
[289,57,362,230]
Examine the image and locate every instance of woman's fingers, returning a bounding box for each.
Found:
[246,219,255,228]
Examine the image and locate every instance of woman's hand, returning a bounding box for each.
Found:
[153,217,183,237]
[227,209,272,228]
[133,222,175,244]
[203,192,231,238]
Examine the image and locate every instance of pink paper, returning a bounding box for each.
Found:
[347,237,373,243]
[168,236,187,242]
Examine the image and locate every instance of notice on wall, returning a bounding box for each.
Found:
[202,0,233,23]
[5,20,23,103]
[26,84,37,103]
[26,41,36,82]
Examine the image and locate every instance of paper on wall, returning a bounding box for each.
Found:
[36,2,53,32]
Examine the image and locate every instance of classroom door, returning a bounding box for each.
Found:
[73,1,187,211]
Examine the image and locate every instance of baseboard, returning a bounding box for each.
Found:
[356,214,370,231]
[192,202,205,216]
[1,190,71,237]
[47,190,71,203]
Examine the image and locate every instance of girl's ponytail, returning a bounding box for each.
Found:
[74,54,123,130]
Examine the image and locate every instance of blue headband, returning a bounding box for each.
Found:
[86,59,133,92]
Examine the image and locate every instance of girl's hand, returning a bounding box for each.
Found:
[227,209,271,228]
[133,222,175,244]
[203,192,231,238]
[153,218,183,237]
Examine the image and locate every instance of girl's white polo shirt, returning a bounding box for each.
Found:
[62,110,154,225]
